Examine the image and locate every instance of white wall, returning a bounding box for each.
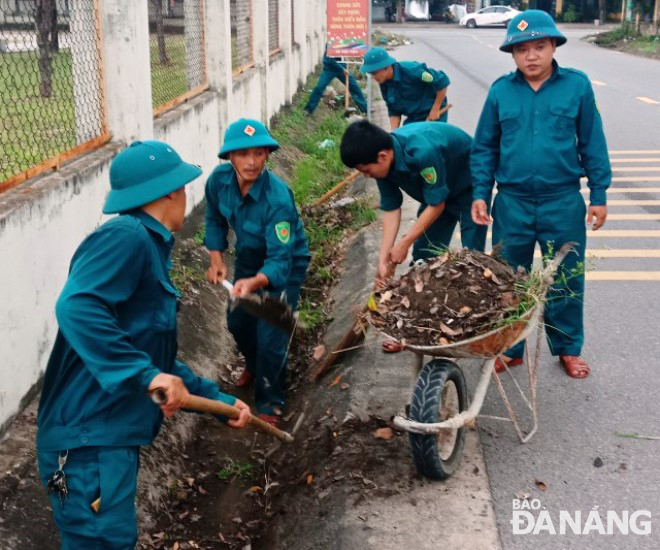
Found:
[0,0,326,432]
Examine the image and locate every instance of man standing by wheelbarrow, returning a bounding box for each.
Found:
[37,141,251,549]
[470,10,611,378]
[360,47,451,130]
[340,119,487,353]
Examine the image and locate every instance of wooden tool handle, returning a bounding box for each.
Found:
[345,71,350,109]
[150,389,293,443]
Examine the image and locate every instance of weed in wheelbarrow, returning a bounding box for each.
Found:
[367,249,533,346]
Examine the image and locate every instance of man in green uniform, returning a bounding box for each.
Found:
[340,119,487,352]
[205,119,310,427]
[37,141,250,549]
[360,47,450,130]
[471,10,611,378]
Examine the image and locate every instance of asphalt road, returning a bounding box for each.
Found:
[388,24,660,550]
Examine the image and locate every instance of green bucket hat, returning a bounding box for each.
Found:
[103,141,202,214]
[360,47,396,74]
[218,119,279,160]
[500,10,567,53]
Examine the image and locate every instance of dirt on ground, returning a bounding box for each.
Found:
[368,249,525,346]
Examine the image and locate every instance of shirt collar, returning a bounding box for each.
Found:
[390,62,401,83]
[125,209,174,248]
[390,135,409,174]
[228,167,268,202]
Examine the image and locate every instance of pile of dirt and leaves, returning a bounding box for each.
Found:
[371,28,411,49]
[368,249,528,346]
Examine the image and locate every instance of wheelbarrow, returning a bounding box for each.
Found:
[370,243,575,480]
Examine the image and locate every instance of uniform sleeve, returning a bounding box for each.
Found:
[171,360,237,422]
[55,227,161,394]
[204,173,229,251]
[577,82,611,206]
[470,87,500,203]
[381,83,401,117]
[416,150,450,206]
[259,204,296,289]
[413,63,450,91]
[377,179,404,211]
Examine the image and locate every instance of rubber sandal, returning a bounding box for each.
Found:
[382,340,403,353]
[494,356,524,374]
[235,369,253,387]
[559,356,590,379]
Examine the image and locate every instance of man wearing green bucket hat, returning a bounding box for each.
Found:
[361,47,450,130]
[205,119,310,427]
[36,140,250,549]
[470,10,611,379]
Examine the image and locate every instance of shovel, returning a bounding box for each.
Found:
[150,388,294,443]
[222,280,300,334]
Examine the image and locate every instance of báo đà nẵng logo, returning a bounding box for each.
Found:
[511,499,652,536]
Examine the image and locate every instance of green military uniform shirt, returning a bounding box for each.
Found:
[471,60,611,204]
[204,164,310,288]
[380,61,451,124]
[37,211,236,452]
[377,122,473,214]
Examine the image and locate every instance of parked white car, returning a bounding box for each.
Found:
[459,5,520,28]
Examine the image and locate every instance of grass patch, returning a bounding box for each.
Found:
[0,35,192,183]
[216,458,255,482]
[593,25,660,57]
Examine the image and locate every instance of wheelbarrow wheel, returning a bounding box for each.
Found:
[409,359,467,480]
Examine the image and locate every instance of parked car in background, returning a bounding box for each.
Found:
[459,5,520,28]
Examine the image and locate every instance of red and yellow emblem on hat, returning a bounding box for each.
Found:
[244,124,256,136]
[517,19,529,31]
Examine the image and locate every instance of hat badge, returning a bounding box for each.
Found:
[517,19,528,31]
[244,124,256,137]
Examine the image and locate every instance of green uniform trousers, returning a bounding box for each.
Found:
[38,446,139,550]
[227,280,301,415]
[492,189,587,359]
[412,191,487,260]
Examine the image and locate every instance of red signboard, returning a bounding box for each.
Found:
[326,0,369,58]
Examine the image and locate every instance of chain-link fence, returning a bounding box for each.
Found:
[268,0,279,53]
[230,0,253,73]
[149,0,208,116]
[0,0,108,191]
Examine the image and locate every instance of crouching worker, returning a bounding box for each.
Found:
[339,119,487,352]
[36,141,251,550]
[205,119,311,427]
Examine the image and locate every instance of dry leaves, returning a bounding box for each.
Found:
[373,427,394,440]
[312,344,326,361]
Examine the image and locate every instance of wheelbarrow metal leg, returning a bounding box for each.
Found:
[393,357,496,434]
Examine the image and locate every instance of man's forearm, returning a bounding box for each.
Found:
[209,250,225,265]
[431,88,447,114]
[400,203,445,246]
[380,209,401,263]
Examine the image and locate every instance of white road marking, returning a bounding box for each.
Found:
[591,80,607,86]
[636,97,660,105]
[609,158,660,163]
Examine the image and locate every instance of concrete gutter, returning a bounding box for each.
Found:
[310,92,503,550]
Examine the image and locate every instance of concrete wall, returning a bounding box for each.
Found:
[0,0,326,433]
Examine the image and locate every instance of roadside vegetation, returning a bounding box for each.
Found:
[591,24,660,59]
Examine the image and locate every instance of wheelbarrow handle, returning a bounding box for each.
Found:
[150,388,294,443]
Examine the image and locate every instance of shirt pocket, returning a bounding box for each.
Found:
[498,105,522,147]
[152,278,178,332]
[241,220,266,248]
[548,102,578,140]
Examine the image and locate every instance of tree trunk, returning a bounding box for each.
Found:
[50,3,59,52]
[598,0,606,23]
[35,0,55,98]
[153,0,170,65]
[397,0,405,23]
[654,0,660,34]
